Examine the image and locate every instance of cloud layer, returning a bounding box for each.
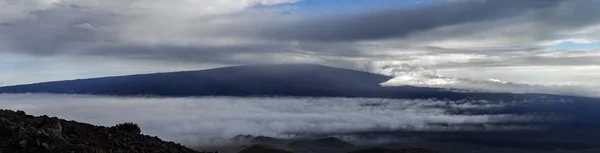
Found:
[0,94,541,146]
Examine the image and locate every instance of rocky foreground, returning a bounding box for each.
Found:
[0,109,199,153]
[0,109,440,153]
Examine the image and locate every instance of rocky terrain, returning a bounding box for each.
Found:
[0,109,199,153]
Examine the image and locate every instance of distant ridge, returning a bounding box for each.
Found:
[0,64,597,101]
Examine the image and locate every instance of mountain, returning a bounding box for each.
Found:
[0,64,390,97]
[0,64,596,101]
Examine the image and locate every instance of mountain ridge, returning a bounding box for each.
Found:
[0,64,394,97]
[2,64,386,87]
[0,64,598,102]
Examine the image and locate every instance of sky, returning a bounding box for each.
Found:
[1,0,600,94]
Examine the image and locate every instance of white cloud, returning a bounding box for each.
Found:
[1,0,299,20]
[547,39,598,45]
[90,0,298,46]
[0,94,539,146]
[381,65,600,97]
[0,0,301,47]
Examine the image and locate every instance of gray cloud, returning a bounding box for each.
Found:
[257,0,566,42]
[0,4,115,55]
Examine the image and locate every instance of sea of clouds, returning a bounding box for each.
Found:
[0,94,546,146]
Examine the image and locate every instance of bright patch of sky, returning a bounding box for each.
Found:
[550,41,600,51]
[279,0,442,15]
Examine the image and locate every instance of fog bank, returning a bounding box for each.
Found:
[0,94,543,146]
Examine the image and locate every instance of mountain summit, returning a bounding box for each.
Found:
[0,64,396,97]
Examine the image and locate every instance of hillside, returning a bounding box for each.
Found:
[0,109,199,153]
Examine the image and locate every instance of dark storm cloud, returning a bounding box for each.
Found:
[257,0,565,42]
